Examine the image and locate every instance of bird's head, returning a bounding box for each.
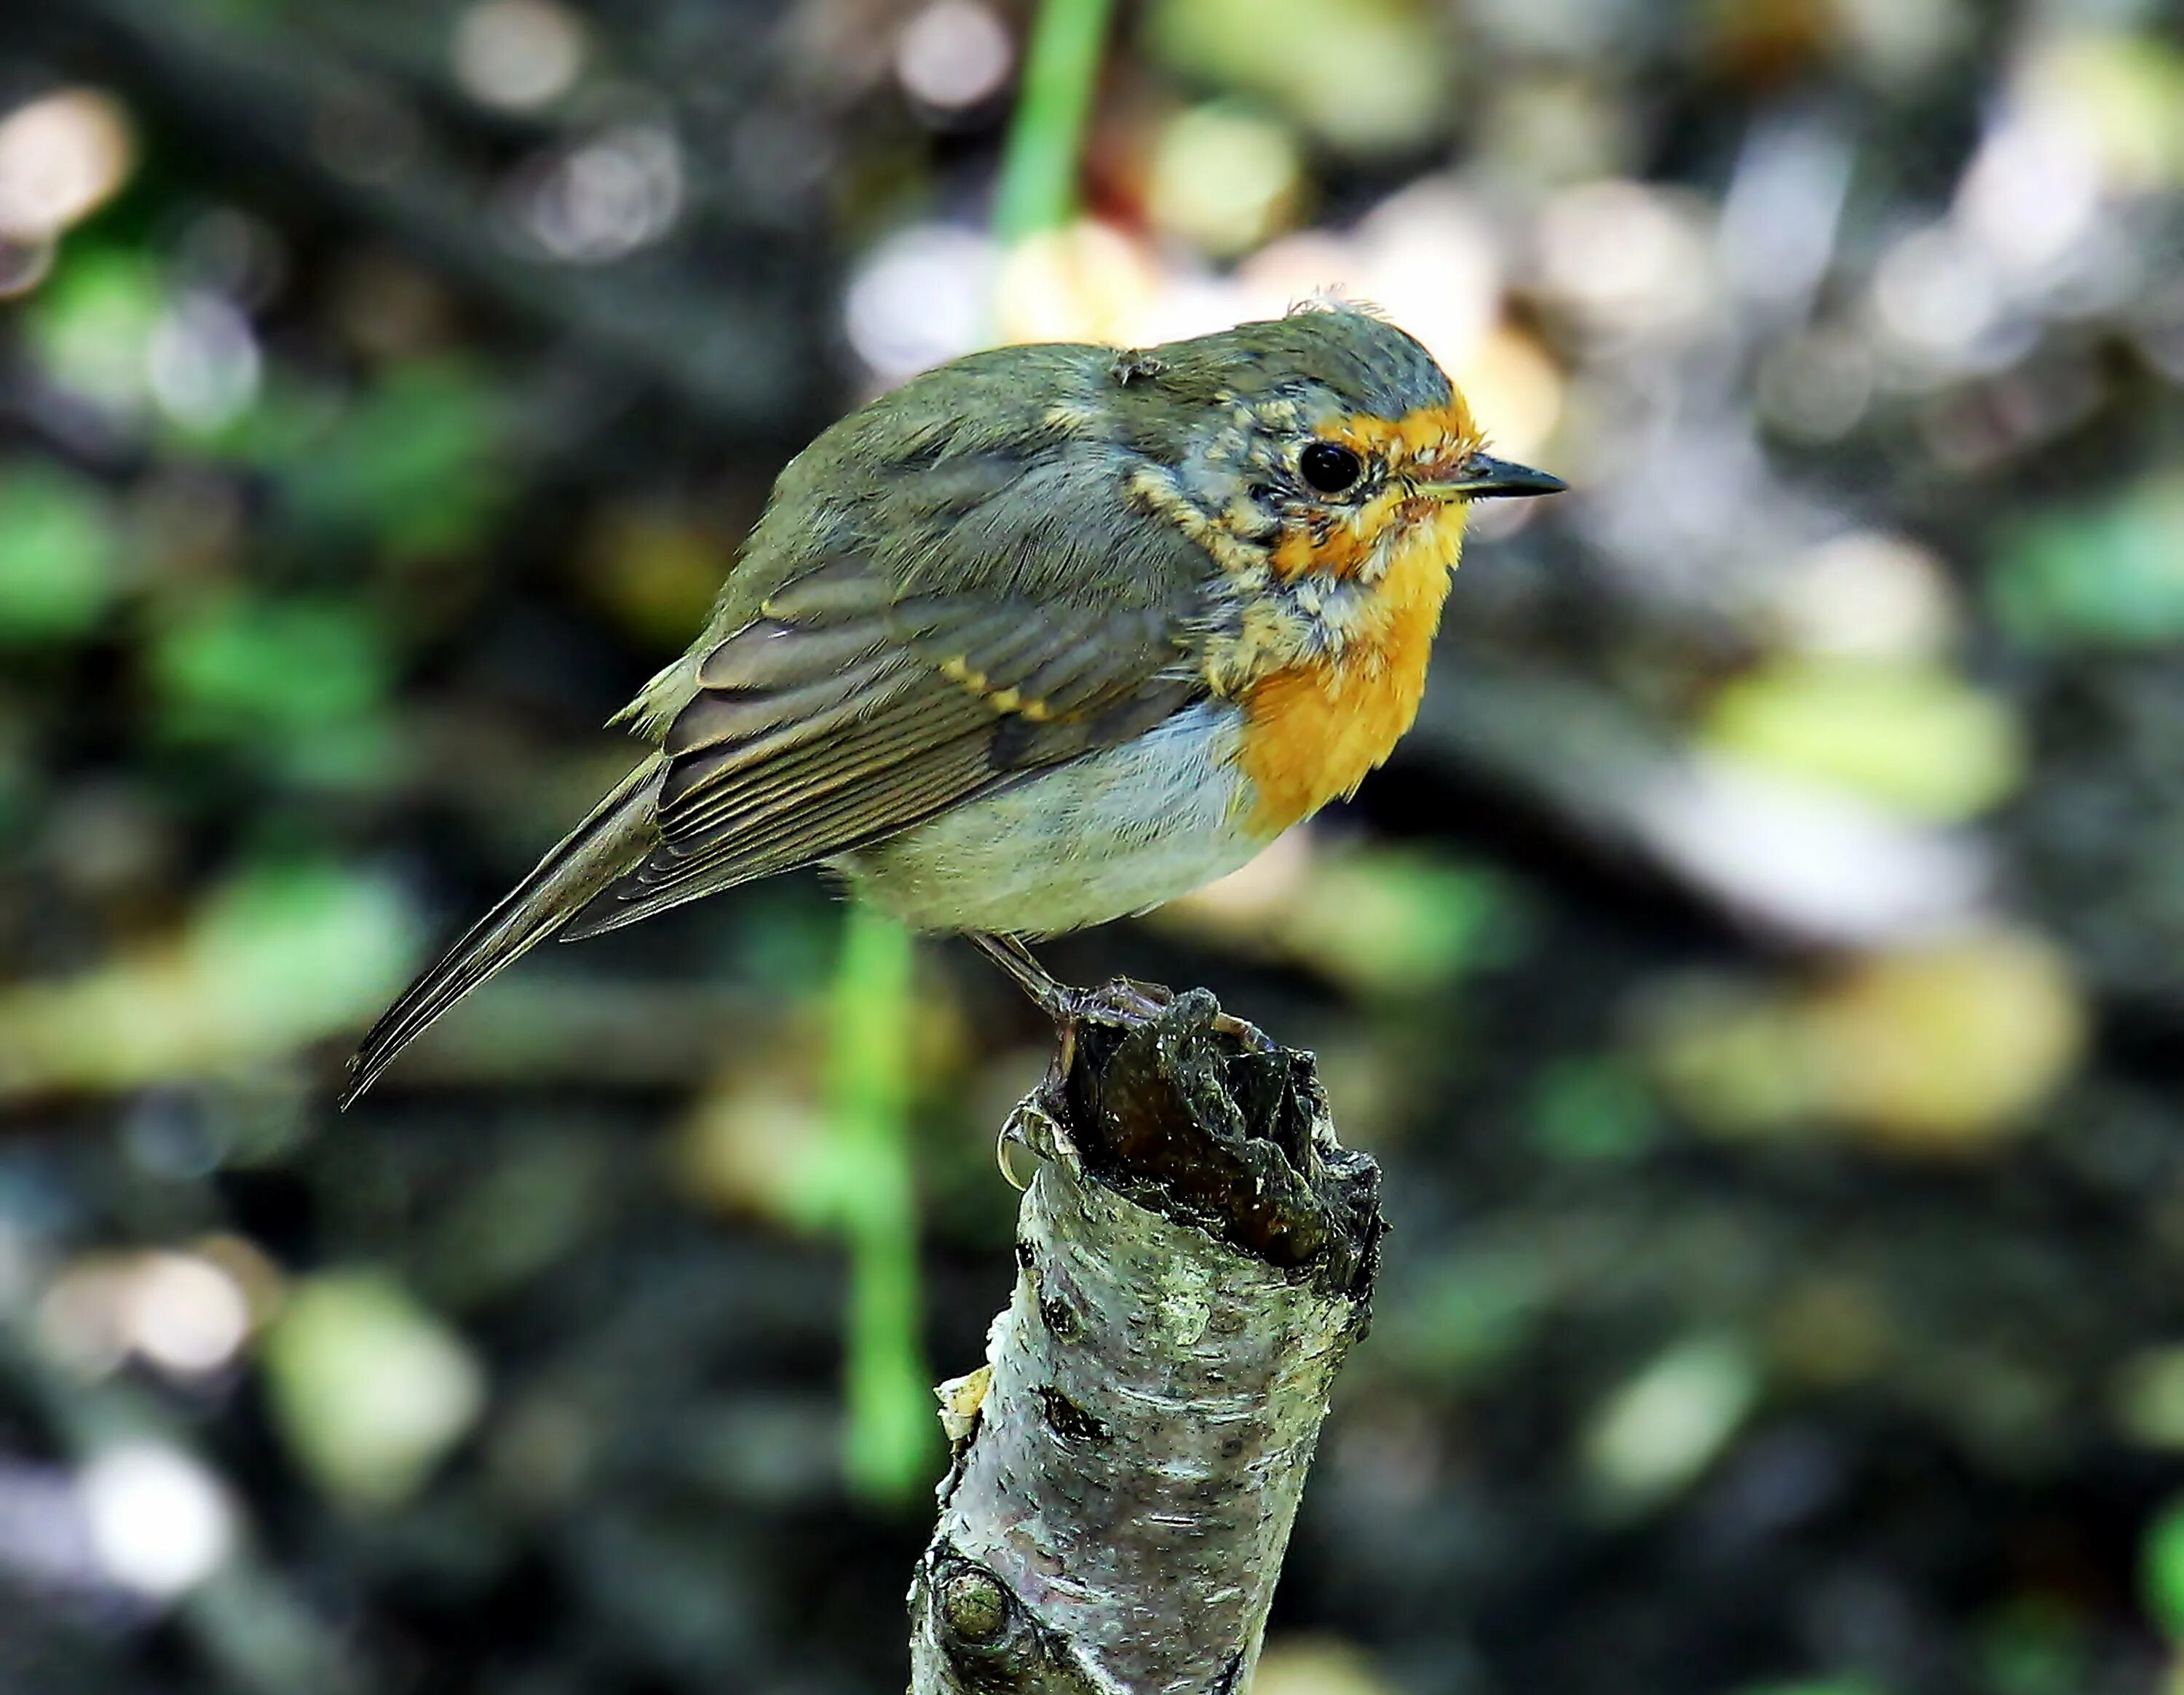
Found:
[1120,306,1565,584]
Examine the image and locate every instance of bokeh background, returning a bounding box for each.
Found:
[4,0,2184,1690]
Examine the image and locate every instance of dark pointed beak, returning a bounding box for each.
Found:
[1412,453,1569,502]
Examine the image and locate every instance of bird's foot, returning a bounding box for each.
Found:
[974,932,1278,1191]
[965,932,1274,1059]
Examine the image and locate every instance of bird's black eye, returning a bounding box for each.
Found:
[1299,440,1363,495]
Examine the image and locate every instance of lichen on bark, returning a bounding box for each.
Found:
[909,987,1385,1695]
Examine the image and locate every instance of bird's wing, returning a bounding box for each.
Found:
[559,555,1201,938]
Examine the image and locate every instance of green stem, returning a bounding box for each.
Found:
[823,0,1117,1509]
[828,901,933,1504]
[993,0,1119,245]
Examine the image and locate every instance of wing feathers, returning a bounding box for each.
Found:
[660,686,992,852]
[562,730,997,938]
[695,618,888,692]
[992,679,1202,767]
[756,556,894,622]
[664,649,901,760]
[347,546,1210,1101]
[658,660,922,810]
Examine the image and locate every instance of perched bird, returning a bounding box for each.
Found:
[341,307,1564,1106]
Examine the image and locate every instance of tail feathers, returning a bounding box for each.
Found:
[557,856,748,942]
[339,758,665,1110]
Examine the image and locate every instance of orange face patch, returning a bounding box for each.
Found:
[1324,398,1482,469]
[1237,497,1469,835]
[1269,485,1401,580]
[1266,399,1485,583]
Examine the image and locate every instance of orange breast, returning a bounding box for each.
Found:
[1236,502,1465,835]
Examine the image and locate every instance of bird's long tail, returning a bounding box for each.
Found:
[339,757,665,1109]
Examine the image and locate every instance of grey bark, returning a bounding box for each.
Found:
[910,988,1385,1695]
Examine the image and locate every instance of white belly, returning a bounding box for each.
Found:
[835,700,1271,936]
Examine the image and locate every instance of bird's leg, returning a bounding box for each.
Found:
[968,931,1079,1022]
[965,931,1274,1052]
[968,932,1169,1027]
[970,930,1280,1187]
[970,932,1126,1183]
[967,934,1163,1062]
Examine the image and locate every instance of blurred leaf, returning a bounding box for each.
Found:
[248,362,510,558]
[2113,1347,2184,1452]
[1280,850,1529,995]
[577,503,730,651]
[1146,0,1452,153]
[1993,479,2184,648]
[2025,31,2184,193]
[0,860,419,1097]
[1529,1056,1661,1163]
[189,861,422,1043]
[1380,1247,1547,1386]
[25,246,160,412]
[0,464,122,641]
[1640,979,1819,1138]
[1144,102,1305,256]
[2145,1496,2184,1640]
[149,593,393,782]
[1804,932,2084,1150]
[261,1272,486,1510]
[1645,933,2084,1149]
[1583,1333,1761,1515]
[1702,659,2022,821]
[1155,839,1527,993]
[1253,1637,1396,1695]
[676,1076,839,1229]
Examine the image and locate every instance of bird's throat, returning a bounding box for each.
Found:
[1235,500,1465,834]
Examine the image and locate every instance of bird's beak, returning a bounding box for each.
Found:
[1411,452,1570,502]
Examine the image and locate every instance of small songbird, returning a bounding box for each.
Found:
[341,307,1564,1105]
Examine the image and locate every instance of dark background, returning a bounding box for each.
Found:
[4,1,2184,1691]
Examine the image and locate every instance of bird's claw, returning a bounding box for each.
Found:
[968,931,1276,1070]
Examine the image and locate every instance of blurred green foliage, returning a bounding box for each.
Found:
[994,0,1116,245]
[1701,660,2022,821]
[1283,850,1528,995]
[0,0,2183,1691]
[261,1270,485,1509]
[2145,1499,2184,1640]
[0,465,121,641]
[1527,1056,1661,1163]
[151,595,395,778]
[188,862,419,1038]
[250,362,508,557]
[1147,0,1450,154]
[1994,479,2184,647]
[826,904,936,1506]
[25,248,163,414]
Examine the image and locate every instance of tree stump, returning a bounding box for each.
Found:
[910,987,1386,1694]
